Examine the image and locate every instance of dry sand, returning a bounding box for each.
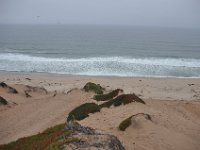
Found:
[0,72,200,150]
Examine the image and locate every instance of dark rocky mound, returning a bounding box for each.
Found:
[100,94,145,108]
[67,103,100,122]
[94,89,123,101]
[83,82,104,94]
[65,121,125,150]
[0,82,18,94]
[118,113,151,131]
[0,96,8,105]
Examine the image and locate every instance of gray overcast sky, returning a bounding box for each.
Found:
[0,0,200,28]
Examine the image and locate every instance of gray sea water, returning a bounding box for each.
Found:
[0,24,200,77]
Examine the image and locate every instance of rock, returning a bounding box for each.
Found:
[65,121,125,150]
[66,120,96,135]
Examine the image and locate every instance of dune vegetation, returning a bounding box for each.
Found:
[93,89,123,101]
[0,123,79,150]
[67,103,101,122]
[83,82,105,94]
[118,113,151,131]
[100,94,145,108]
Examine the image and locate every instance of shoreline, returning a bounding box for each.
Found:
[1,71,200,101]
[1,70,200,79]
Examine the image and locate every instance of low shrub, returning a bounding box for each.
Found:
[118,113,151,131]
[67,103,100,122]
[83,82,104,94]
[118,116,132,131]
[100,94,145,108]
[93,89,123,101]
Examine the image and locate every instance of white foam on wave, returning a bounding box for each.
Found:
[0,53,200,77]
[0,53,200,67]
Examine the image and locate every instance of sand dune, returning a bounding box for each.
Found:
[80,100,200,150]
[0,72,200,150]
[0,84,93,144]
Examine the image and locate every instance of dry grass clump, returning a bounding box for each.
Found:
[93,89,123,101]
[67,103,100,122]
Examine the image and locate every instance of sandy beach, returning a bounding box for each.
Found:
[0,72,200,150]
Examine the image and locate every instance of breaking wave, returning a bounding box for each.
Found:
[0,53,200,77]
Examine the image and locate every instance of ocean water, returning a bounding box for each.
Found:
[0,24,200,77]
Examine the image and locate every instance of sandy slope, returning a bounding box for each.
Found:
[0,72,200,150]
[80,100,200,150]
[0,84,93,144]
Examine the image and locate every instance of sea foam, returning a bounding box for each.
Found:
[0,53,200,77]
